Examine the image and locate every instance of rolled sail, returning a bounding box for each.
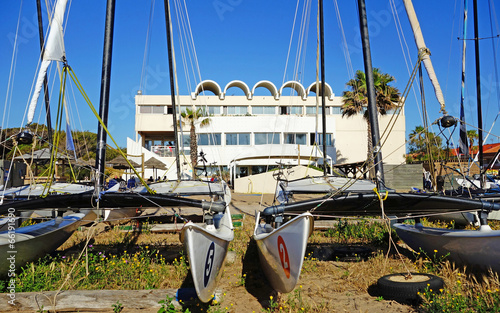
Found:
[403,0,446,113]
[27,0,68,124]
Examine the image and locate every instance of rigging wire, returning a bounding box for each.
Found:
[1,0,24,161]
[389,0,425,131]
[139,0,155,93]
[281,0,301,86]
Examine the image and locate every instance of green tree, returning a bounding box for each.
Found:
[341,68,401,171]
[180,107,211,177]
[467,130,478,153]
[407,125,443,162]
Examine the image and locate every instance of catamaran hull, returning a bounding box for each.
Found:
[281,176,377,194]
[0,212,86,276]
[276,192,500,216]
[0,192,226,214]
[180,207,234,302]
[394,223,500,272]
[254,211,314,293]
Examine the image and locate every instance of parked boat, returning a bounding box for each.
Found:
[180,205,234,302]
[393,222,500,272]
[268,190,500,217]
[254,208,313,293]
[276,175,377,204]
[0,212,87,277]
[134,179,231,202]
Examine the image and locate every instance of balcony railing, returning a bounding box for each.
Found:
[150,145,191,158]
[151,145,177,158]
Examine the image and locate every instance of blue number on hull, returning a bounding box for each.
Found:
[204,242,216,287]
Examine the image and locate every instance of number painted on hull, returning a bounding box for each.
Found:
[277,235,290,279]
[204,242,216,287]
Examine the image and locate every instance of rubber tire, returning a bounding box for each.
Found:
[377,273,443,300]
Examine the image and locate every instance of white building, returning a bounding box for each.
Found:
[127,79,405,181]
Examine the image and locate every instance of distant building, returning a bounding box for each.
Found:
[451,143,500,170]
[127,80,405,181]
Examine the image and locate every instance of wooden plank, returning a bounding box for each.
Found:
[150,223,203,233]
[1,289,179,312]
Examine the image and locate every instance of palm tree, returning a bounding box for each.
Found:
[180,107,211,178]
[467,130,478,153]
[408,125,426,153]
[341,68,401,172]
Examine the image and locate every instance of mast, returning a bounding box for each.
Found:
[163,0,181,179]
[95,0,116,191]
[357,0,385,187]
[459,0,469,157]
[36,0,53,147]
[473,0,484,187]
[319,0,327,176]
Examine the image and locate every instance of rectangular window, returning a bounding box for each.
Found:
[226,133,250,145]
[255,133,280,145]
[198,133,221,145]
[139,105,164,114]
[207,106,220,115]
[332,106,342,114]
[280,106,303,115]
[226,106,248,115]
[386,108,399,114]
[239,133,250,145]
[285,133,307,145]
[252,106,275,115]
[306,106,330,115]
[139,106,150,114]
[306,107,316,115]
[139,106,165,114]
[310,133,333,146]
[290,106,302,114]
[296,133,306,144]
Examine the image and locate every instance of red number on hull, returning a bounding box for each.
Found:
[277,235,290,279]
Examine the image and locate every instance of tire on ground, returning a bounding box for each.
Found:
[377,273,443,300]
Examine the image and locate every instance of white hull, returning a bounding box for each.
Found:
[428,211,478,227]
[0,212,87,276]
[134,180,231,202]
[456,178,499,189]
[1,182,93,198]
[280,176,376,194]
[180,206,234,302]
[254,211,313,293]
[394,223,500,272]
[103,207,139,225]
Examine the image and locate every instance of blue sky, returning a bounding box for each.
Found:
[1,0,499,153]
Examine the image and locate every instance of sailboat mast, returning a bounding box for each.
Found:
[95,0,116,190]
[473,0,484,186]
[319,0,327,176]
[459,0,469,157]
[164,0,181,179]
[357,0,385,186]
[36,0,53,147]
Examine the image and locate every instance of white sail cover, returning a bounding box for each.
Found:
[27,0,68,125]
[403,0,446,113]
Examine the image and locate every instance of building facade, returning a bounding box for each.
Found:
[127,80,406,181]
